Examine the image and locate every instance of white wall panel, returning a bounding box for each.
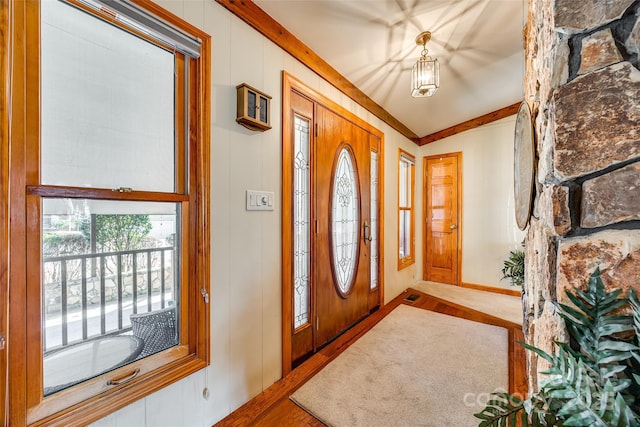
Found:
[224,11,267,410]
[152,0,183,20]
[227,145,263,408]
[90,413,116,427]
[203,1,234,422]
[144,380,185,426]
[180,371,206,427]
[115,399,146,426]
[260,37,285,390]
[183,0,205,31]
[283,53,320,89]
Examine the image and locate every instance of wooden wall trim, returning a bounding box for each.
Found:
[214,0,419,142]
[1,0,9,423]
[7,0,30,423]
[417,102,520,145]
[460,282,522,297]
[281,73,295,376]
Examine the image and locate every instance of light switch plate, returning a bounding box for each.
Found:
[246,190,275,211]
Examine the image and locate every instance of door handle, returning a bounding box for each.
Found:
[363,221,373,243]
[450,224,457,230]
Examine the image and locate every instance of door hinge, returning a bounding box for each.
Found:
[315,123,318,137]
[200,288,209,304]
[315,220,318,234]
[0,334,5,350]
[316,317,319,330]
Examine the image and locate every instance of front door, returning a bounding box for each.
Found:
[315,105,371,347]
[424,153,462,284]
[282,74,383,373]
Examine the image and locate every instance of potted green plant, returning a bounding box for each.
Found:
[502,246,525,287]
[475,269,640,426]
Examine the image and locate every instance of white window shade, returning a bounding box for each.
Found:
[400,152,416,165]
[41,0,175,193]
[78,0,201,58]
[43,198,178,216]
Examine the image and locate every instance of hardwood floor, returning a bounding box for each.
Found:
[214,288,527,427]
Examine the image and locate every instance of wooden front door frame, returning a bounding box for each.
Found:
[281,71,384,375]
[422,152,462,285]
[1,0,8,421]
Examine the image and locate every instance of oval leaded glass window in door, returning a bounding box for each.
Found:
[331,146,359,296]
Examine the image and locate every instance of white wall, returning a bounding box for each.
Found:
[419,116,525,290]
[91,1,420,425]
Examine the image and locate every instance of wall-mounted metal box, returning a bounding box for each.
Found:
[236,83,272,132]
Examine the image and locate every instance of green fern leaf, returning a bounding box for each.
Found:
[539,347,637,426]
[556,269,635,392]
[501,249,525,287]
[601,392,639,427]
[521,341,554,364]
[474,392,530,426]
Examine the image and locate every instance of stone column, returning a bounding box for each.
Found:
[524,0,640,393]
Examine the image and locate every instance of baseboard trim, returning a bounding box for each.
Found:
[460,282,521,297]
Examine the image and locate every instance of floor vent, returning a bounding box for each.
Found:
[404,293,420,302]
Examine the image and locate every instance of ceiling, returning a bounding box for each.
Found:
[254,0,526,137]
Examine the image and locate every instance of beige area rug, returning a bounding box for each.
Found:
[290,305,508,427]
[412,281,523,325]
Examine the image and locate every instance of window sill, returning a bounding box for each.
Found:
[28,351,207,427]
[397,258,415,271]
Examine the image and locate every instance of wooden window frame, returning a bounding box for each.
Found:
[5,1,210,425]
[397,149,415,270]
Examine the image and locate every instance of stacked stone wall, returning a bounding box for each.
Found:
[524,0,640,392]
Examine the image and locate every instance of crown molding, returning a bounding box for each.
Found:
[418,103,521,145]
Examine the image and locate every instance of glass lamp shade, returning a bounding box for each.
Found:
[411,56,439,97]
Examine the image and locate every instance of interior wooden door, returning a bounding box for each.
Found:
[424,153,461,285]
[314,105,371,348]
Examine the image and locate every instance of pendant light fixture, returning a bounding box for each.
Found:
[411,31,439,97]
